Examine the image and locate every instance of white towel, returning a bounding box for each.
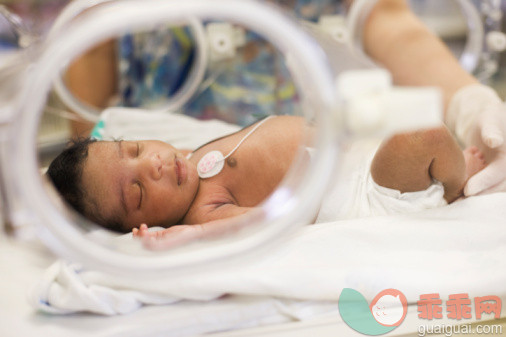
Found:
[30,193,506,315]
[93,107,240,150]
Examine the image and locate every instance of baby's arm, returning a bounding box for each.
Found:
[133,205,255,249]
[371,126,467,203]
[200,203,254,223]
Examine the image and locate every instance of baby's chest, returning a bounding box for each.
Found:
[195,146,291,206]
[194,133,289,173]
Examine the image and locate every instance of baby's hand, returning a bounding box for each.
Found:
[132,224,149,237]
[133,213,250,250]
[132,224,172,238]
[142,225,205,250]
[132,224,205,250]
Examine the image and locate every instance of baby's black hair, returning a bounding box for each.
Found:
[46,138,96,217]
[47,138,126,233]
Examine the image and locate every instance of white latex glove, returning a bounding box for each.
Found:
[446,84,506,196]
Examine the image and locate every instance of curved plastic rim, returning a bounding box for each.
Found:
[347,0,483,73]
[10,0,339,277]
[50,0,208,122]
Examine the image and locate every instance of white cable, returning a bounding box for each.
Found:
[222,116,274,160]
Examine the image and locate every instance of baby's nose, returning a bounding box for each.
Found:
[142,153,162,180]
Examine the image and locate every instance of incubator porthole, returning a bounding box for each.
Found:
[10,0,339,277]
[408,0,488,77]
[347,0,494,79]
[52,19,208,122]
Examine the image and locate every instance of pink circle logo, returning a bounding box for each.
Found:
[369,289,408,327]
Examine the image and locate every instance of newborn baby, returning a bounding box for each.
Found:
[48,116,310,232]
[47,116,486,234]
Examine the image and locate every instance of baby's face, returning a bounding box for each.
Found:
[81,140,199,231]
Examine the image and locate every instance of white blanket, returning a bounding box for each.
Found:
[92,107,241,148]
[30,192,506,315]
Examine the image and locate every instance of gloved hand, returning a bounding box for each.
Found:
[446,84,506,196]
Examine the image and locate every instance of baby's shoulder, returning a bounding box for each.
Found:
[182,182,236,224]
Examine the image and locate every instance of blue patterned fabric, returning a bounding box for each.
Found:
[116,0,342,126]
[118,26,195,109]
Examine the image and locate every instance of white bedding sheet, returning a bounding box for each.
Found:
[30,193,506,311]
[6,190,506,337]
[3,191,505,337]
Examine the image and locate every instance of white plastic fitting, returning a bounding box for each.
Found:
[486,31,506,52]
[317,15,348,44]
[336,69,442,137]
[206,22,246,61]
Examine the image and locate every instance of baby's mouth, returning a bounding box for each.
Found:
[175,157,186,186]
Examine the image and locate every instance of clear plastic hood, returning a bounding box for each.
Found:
[0,0,462,279]
[1,0,340,278]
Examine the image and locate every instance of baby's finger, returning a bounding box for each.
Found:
[132,228,139,237]
[137,224,149,237]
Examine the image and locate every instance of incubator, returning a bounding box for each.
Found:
[0,0,339,277]
[0,0,503,277]
[1,1,506,334]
